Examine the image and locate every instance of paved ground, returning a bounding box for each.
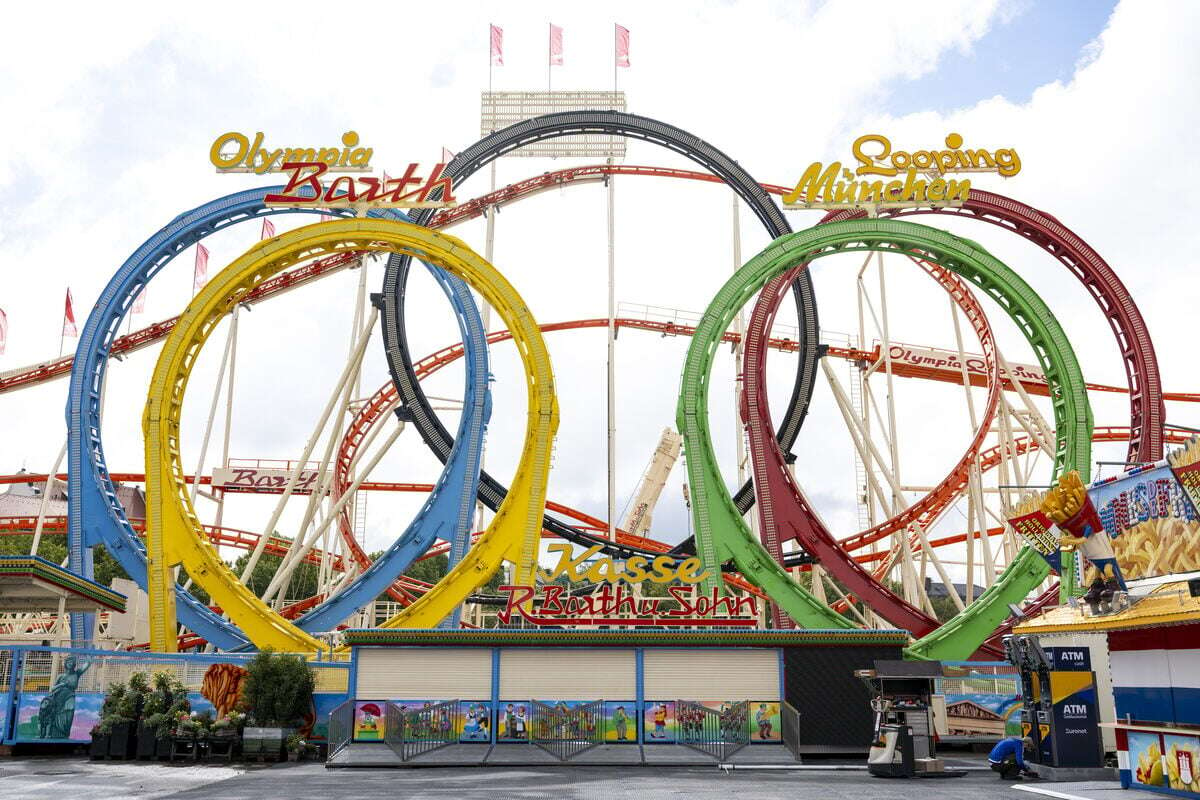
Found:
[0,757,1166,800]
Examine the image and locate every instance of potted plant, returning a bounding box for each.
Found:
[140,671,190,760]
[98,673,146,760]
[241,650,316,762]
[285,733,305,762]
[89,682,124,759]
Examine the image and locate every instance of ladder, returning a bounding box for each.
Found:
[848,355,871,530]
[353,490,368,548]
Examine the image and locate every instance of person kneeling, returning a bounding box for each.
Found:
[989,736,1033,779]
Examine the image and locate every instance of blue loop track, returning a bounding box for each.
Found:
[66,190,489,646]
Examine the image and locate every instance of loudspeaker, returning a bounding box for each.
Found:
[1188,577,1200,598]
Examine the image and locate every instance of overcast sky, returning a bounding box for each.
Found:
[2,0,1198,589]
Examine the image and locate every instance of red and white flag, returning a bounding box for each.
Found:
[489,24,503,66]
[549,24,563,66]
[0,308,8,355]
[132,287,147,314]
[261,218,276,240]
[193,243,210,293]
[319,213,335,222]
[615,24,630,68]
[441,147,455,164]
[63,289,78,338]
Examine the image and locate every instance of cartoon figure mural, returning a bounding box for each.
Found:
[514,704,528,739]
[461,702,489,741]
[38,655,91,739]
[645,701,674,741]
[755,703,774,741]
[354,701,384,741]
[613,705,630,741]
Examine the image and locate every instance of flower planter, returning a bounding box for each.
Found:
[107,722,137,760]
[89,732,110,760]
[207,729,239,762]
[170,735,200,762]
[136,723,173,760]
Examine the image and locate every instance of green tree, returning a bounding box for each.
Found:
[0,534,130,588]
[229,539,319,601]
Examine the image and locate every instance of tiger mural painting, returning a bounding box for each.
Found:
[202,663,249,718]
[200,662,316,737]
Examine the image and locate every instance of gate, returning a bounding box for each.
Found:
[781,701,802,761]
[677,699,750,761]
[530,699,604,761]
[387,699,460,761]
[326,699,355,760]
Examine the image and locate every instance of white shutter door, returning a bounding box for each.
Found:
[499,648,636,699]
[355,648,492,699]
[643,648,779,700]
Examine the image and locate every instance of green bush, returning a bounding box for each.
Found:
[143,671,191,738]
[242,650,315,727]
[96,673,149,734]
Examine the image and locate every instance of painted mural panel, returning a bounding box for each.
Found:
[603,701,636,743]
[353,701,385,741]
[644,700,676,742]
[1164,734,1200,793]
[496,701,530,741]
[1129,730,1166,787]
[459,701,491,742]
[750,701,780,743]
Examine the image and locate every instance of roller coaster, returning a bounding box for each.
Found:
[0,108,1186,662]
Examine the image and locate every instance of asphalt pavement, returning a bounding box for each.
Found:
[0,757,1166,800]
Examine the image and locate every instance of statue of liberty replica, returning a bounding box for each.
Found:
[39,655,91,739]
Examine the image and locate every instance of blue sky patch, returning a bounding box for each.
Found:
[884,0,1117,115]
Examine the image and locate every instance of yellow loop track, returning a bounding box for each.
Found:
[145,219,558,652]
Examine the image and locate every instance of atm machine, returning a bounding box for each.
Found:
[1007,635,1104,771]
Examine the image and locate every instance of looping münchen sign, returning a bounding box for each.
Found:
[783,132,1021,210]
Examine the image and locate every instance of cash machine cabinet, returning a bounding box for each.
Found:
[1008,635,1104,770]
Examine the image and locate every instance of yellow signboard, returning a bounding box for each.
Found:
[538,543,712,585]
[210,131,373,173]
[783,133,1021,210]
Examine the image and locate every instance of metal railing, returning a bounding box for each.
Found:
[384,702,404,760]
[781,701,803,761]
[677,699,750,761]
[530,699,604,761]
[326,699,354,760]
[393,699,460,761]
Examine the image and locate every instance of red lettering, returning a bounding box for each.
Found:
[264,161,327,204]
[384,164,422,203]
[325,175,358,204]
[541,585,565,614]
[495,585,535,624]
[417,162,455,204]
[227,468,257,487]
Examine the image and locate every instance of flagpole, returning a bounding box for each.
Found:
[58,290,66,358]
[607,23,618,541]
[547,22,551,92]
[488,23,492,94]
